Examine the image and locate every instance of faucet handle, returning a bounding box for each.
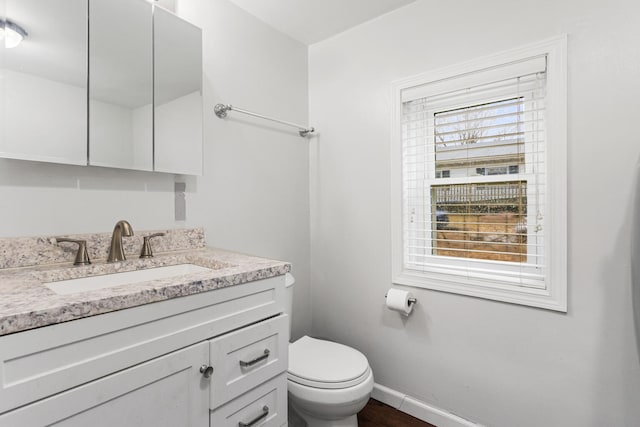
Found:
[56,238,91,266]
[140,233,165,258]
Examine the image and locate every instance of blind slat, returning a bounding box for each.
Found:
[402,137,546,151]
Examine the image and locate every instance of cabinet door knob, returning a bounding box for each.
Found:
[238,406,269,427]
[200,364,214,378]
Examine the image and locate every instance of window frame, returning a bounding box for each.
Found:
[390,36,567,311]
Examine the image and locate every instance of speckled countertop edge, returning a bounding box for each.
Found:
[0,247,290,336]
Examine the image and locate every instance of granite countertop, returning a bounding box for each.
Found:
[0,247,291,336]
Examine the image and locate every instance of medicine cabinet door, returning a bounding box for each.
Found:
[0,0,88,165]
[153,6,203,175]
[89,0,153,171]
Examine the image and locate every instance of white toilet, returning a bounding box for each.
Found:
[285,274,374,427]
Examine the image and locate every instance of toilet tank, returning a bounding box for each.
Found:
[284,273,295,338]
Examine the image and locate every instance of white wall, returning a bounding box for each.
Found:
[0,160,176,237]
[0,0,312,338]
[176,0,311,339]
[308,0,640,426]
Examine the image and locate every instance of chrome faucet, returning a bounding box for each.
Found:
[107,220,134,263]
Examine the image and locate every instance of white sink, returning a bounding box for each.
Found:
[45,264,213,295]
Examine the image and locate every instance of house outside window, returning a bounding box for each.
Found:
[391,37,567,311]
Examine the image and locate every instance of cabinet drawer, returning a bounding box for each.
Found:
[210,373,287,427]
[210,314,288,409]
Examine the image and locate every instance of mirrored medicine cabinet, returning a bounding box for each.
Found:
[0,0,203,175]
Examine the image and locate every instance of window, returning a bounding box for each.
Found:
[391,37,567,311]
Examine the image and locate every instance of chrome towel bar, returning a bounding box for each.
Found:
[214,103,315,137]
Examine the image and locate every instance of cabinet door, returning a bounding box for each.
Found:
[0,342,209,427]
[89,0,153,171]
[153,6,203,175]
[0,0,88,165]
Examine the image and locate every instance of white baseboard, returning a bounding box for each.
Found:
[372,383,481,427]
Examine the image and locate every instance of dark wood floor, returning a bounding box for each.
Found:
[357,399,437,427]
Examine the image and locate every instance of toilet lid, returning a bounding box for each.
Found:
[288,336,370,389]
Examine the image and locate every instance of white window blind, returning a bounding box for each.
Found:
[401,57,547,288]
[391,37,566,311]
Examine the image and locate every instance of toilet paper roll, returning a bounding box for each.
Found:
[386,288,415,316]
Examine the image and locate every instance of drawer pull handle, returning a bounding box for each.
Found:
[239,405,269,427]
[200,364,214,378]
[239,349,270,367]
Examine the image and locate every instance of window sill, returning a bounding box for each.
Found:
[393,269,567,312]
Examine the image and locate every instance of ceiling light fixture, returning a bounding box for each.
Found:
[0,19,28,49]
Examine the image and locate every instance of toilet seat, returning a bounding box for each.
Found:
[288,336,370,390]
[288,367,371,389]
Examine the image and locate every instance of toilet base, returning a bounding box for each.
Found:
[289,405,358,427]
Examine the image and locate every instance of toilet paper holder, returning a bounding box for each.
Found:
[385,293,417,306]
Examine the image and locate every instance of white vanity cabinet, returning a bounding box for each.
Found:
[0,275,288,427]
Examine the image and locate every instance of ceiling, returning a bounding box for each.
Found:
[226,0,418,45]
